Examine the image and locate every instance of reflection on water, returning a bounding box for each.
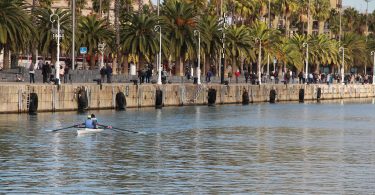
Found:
[1,99,375,194]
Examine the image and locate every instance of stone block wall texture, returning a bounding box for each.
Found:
[1,83,375,113]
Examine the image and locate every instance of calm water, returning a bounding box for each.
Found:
[1,99,375,194]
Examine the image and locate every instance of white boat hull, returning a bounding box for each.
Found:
[77,128,104,135]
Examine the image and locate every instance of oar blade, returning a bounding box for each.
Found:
[46,125,78,132]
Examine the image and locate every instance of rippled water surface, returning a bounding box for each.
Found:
[1,99,375,194]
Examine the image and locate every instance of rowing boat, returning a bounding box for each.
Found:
[76,128,104,135]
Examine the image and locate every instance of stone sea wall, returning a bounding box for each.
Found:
[1,83,375,113]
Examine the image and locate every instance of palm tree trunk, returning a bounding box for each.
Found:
[3,44,10,69]
[113,0,120,75]
[90,53,96,68]
[204,53,210,76]
[176,55,184,76]
[285,16,290,37]
[318,20,325,34]
[139,54,145,70]
[10,53,19,69]
[122,54,129,75]
[307,15,313,35]
[315,63,320,73]
[31,0,37,64]
[272,16,279,30]
[232,56,236,74]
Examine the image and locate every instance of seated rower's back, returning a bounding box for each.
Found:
[91,114,98,129]
[85,115,94,128]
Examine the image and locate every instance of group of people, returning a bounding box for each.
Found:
[138,66,153,84]
[100,64,113,83]
[27,61,71,84]
[84,114,98,129]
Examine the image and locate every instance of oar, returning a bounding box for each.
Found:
[47,124,78,132]
[99,124,141,134]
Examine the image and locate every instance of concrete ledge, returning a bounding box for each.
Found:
[0,83,374,113]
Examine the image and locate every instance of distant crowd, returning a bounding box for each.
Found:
[8,62,374,85]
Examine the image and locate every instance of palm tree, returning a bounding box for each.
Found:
[39,0,53,8]
[284,34,307,71]
[341,33,367,71]
[197,14,222,74]
[314,0,330,34]
[161,0,197,76]
[343,8,359,32]
[92,0,111,17]
[327,8,340,39]
[275,0,298,36]
[0,0,33,69]
[230,0,257,25]
[309,34,338,72]
[121,13,160,71]
[226,25,252,72]
[249,21,281,73]
[274,37,303,72]
[77,15,113,68]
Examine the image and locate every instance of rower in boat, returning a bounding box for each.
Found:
[81,114,110,129]
[84,115,95,129]
[91,114,98,129]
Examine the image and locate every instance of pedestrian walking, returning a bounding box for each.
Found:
[29,62,35,83]
[42,62,48,83]
[106,64,112,83]
[235,69,240,83]
[59,66,64,83]
[64,65,70,83]
[244,69,249,83]
[46,62,52,83]
[37,60,43,70]
[100,66,106,83]
[206,70,212,83]
[146,68,152,83]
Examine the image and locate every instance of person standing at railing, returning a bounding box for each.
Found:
[64,65,70,83]
[106,64,112,83]
[59,66,64,83]
[29,62,35,83]
[235,69,240,83]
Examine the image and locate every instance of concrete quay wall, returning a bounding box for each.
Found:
[1,83,375,113]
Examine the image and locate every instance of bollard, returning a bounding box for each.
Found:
[29,93,38,115]
[317,87,322,100]
[155,89,163,109]
[208,88,217,106]
[115,92,126,110]
[299,88,305,103]
[242,90,249,105]
[77,88,88,111]
[269,89,276,103]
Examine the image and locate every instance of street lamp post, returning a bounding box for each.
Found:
[371,51,375,85]
[194,30,201,85]
[339,46,345,84]
[273,57,276,72]
[220,13,228,84]
[50,13,63,85]
[307,0,311,35]
[154,25,162,85]
[303,42,308,83]
[255,38,262,85]
[267,0,271,79]
[98,43,105,69]
[72,0,76,70]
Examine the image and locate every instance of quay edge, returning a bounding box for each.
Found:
[0,83,374,113]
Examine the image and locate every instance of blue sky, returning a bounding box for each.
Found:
[151,0,375,13]
[343,0,375,12]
